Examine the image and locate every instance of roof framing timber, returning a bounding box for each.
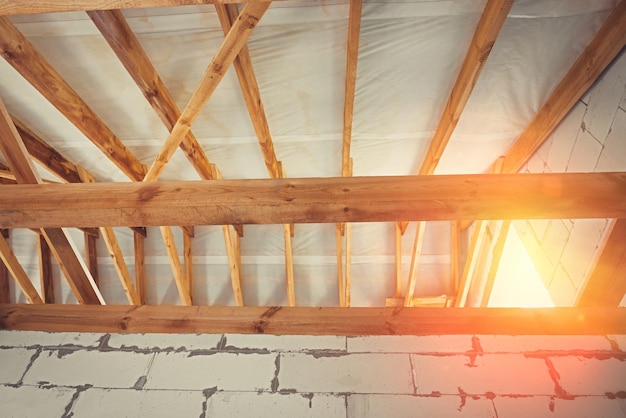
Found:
[0,0,278,16]
[1,304,625,335]
[3,172,625,228]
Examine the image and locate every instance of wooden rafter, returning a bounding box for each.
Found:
[0,254,9,303]
[0,17,147,181]
[161,226,192,306]
[0,234,43,304]
[183,227,194,304]
[501,1,626,174]
[143,2,271,181]
[450,220,461,294]
[404,221,426,307]
[0,0,277,16]
[84,233,99,287]
[88,9,214,181]
[133,231,146,305]
[480,220,511,307]
[0,97,103,305]
[577,219,626,307]
[3,172,626,228]
[37,235,54,304]
[2,305,625,335]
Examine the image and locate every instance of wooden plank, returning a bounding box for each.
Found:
[501,2,626,174]
[160,226,192,306]
[0,0,277,16]
[341,0,362,177]
[0,97,102,304]
[183,227,193,304]
[450,220,461,293]
[345,221,353,307]
[394,222,402,298]
[577,219,626,307]
[335,224,345,307]
[419,0,513,176]
[37,234,54,304]
[101,227,140,305]
[143,3,270,181]
[0,255,9,303]
[84,233,99,287]
[1,304,625,335]
[404,221,426,307]
[215,4,280,179]
[282,223,295,306]
[0,234,43,304]
[0,17,147,181]
[455,220,488,307]
[11,118,82,184]
[386,295,450,308]
[133,231,146,305]
[3,172,626,228]
[88,9,214,181]
[223,224,244,306]
[480,220,511,307]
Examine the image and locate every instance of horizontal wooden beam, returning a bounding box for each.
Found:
[1,304,624,335]
[1,173,625,228]
[0,0,278,16]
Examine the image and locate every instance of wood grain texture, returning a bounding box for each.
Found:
[455,220,487,307]
[37,235,54,304]
[480,220,511,307]
[160,226,192,306]
[0,17,147,181]
[215,4,280,178]
[84,233,99,287]
[0,0,276,16]
[133,231,146,305]
[2,172,626,228]
[502,2,626,174]
[0,257,9,303]
[577,218,626,307]
[143,2,271,181]
[283,223,295,306]
[0,234,43,304]
[1,304,625,335]
[404,221,425,307]
[101,227,140,305]
[335,225,345,307]
[88,9,214,181]
[183,227,193,304]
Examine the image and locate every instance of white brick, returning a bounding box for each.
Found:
[494,395,626,418]
[347,335,473,354]
[559,219,607,288]
[0,331,66,348]
[278,353,413,394]
[546,102,585,171]
[206,391,346,418]
[0,348,38,385]
[348,394,496,417]
[70,388,205,418]
[548,264,577,306]
[223,334,346,352]
[583,51,626,143]
[145,352,276,391]
[22,350,154,388]
[105,333,223,352]
[0,385,75,418]
[566,129,602,172]
[550,357,626,395]
[411,354,554,395]
[479,335,612,353]
[541,220,570,264]
[59,332,107,348]
[596,108,626,172]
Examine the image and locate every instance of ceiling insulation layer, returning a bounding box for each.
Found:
[0,0,618,306]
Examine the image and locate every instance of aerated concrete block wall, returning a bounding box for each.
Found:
[1,331,625,417]
[514,50,626,306]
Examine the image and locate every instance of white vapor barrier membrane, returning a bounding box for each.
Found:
[0,0,617,305]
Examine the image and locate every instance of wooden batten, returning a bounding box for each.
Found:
[0,234,43,304]
[133,231,146,305]
[160,226,192,306]
[183,228,194,305]
[404,221,426,307]
[480,220,511,307]
[0,256,9,303]
[38,235,54,304]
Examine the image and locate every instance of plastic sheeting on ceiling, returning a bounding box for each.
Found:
[0,0,617,306]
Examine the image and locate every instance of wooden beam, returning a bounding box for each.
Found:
[3,172,626,229]
[386,295,451,308]
[133,230,146,305]
[1,304,625,335]
[419,0,513,176]
[215,4,280,179]
[84,233,99,287]
[0,0,277,16]
[335,225,345,307]
[88,9,214,181]
[223,224,244,306]
[404,221,426,307]
[577,219,626,307]
[345,221,353,307]
[501,2,626,174]
[0,96,103,304]
[143,3,270,181]
[0,17,147,181]
[341,0,362,177]
[183,227,194,304]
[0,254,9,303]
[456,221,487,307]
[37,234,54,304]
[0,234,42,304]
[480,220,511,307]
[282,223,295,306]
[160,226,192,306]
[394,222,402,298]
[450,220,461,293]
